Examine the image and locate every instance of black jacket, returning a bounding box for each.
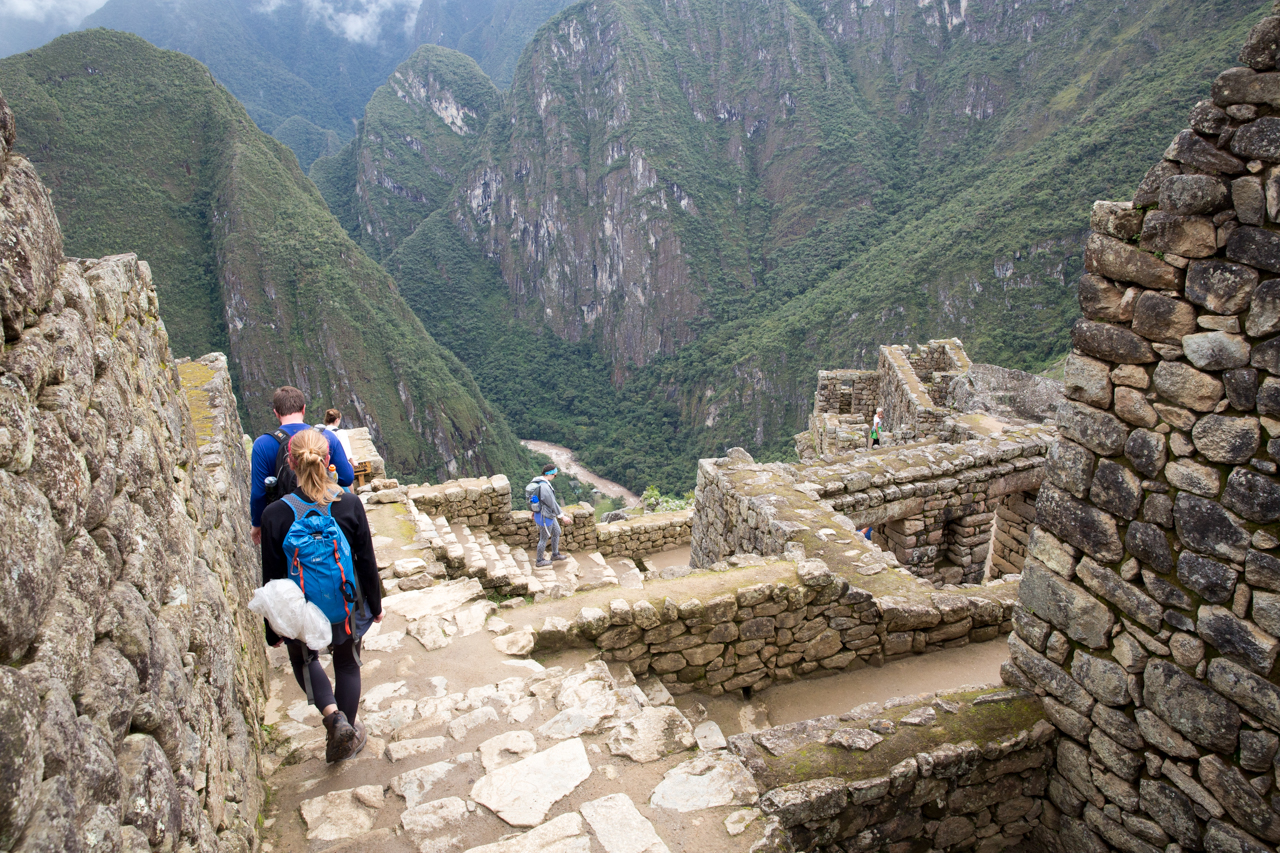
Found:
[259,487,382,645]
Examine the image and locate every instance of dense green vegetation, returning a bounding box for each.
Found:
[0,30,532,483]
[376,0,1266,493]
[313,44,503,262]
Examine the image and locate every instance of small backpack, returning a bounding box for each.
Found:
[524,479,543,513]
[264,426,324,504]
[280,494,360,635]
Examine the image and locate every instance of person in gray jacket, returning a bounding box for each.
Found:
[528,464,570,567]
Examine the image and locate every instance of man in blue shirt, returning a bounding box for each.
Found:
[250,386,354,544]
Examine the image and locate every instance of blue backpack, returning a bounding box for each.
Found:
[281,494,363,636]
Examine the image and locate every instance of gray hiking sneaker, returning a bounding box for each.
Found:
[551,553,569,562]
[323,710,357,763]
[536,559,552,567]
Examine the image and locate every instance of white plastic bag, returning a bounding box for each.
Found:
[248,580,333,651]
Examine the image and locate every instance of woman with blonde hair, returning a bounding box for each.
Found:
[259,428,382,761]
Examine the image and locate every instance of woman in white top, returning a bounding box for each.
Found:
[871,407,883,448]
[321,408,356,461]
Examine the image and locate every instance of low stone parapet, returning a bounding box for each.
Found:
[408,475,512,528]
[729,687,1054,853]
[595,510,693,557]
[534,555,1015,697]
[504,505,598,552]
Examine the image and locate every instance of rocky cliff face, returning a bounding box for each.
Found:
[451,0,885,371]
[0,91,267,852]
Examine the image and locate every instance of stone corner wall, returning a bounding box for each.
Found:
[1,111,266,853]
[1011,14,1280,853]
[733,687,1056,853]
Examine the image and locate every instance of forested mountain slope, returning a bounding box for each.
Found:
[0,30,530,482]
[312,45,503,264]
[364,0,1269,492]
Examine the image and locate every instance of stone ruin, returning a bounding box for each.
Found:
[9,8,1280,853]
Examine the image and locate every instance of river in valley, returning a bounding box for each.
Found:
[521,439,642,506]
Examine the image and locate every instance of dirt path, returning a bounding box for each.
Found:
[521,439,641,505]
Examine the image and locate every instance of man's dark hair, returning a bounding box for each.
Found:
[272,386,306,416]
[324,408,342,426]
[542,463,558,475]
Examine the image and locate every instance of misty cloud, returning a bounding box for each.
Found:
[254,0,419,45]
[0,0,107,24]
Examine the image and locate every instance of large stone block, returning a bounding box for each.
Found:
[1152,361,1224,412]
[1009,634,1095,715]
[1198,755,1280,843]
[1240,16,1280,70]
[1206,656,1280,730]
[1057,400,1131,457]
[1139,212,1217,259]
[1183,332,1250,371]
[1091,202,1146,240]
[1222,467,1280,523]
[1021,562,1114,649]
[1227,225,1280,273]
[1164,129,1245,175]
[1125,521,1173,572]
[1193,415,1260,464]
[1174,493,1250,563]
[1143,659,1239,754]
[1177,551,1237,604]
[1123,429,1166,479]
[1036,484,1124,563]
[1247,278,1280,338]
[1138,780,1202,850]
[1071,318,1156,365]
[1089,459,1142,520]
[1197,605,1279,676]
[1048,438,1096,499]
[1186,258,1258,315]
[1084,233,1182,291]
[0,667,42,850]
[1064,353,1113,408]
[1160,174,1230,215]
[1076,556,1164,631]
[1078,275,1138,323]
[1072,651,1129,707]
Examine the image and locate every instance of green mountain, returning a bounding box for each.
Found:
[413,0,579,89]
[313,44,503,263]
[363,0,1268,493]
[0,29,530,482]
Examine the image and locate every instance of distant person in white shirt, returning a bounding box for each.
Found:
[320,408,356,461]
[871,407,883,448]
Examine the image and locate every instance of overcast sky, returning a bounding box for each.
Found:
[0,0,108,24]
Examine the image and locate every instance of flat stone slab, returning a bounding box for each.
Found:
[581,793,671,853]
[299,785,384,841]
[463,812,590,853]
[648,752,760,812]
[470,738,593,826]
[383,578,484,621]
[391,760,457,810]
[401,796,468,842]
[479,730,538,772]
[694,721,728,750]
[607,706,696,763]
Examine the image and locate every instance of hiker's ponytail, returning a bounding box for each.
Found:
[289,428,341,507]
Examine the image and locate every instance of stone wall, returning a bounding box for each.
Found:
[408,475,513,530]
[813,369,880,419]
[0,96,267,853]
[990,491,1036,579]
[732,687,1055,853]
[907,339,972,406]
[505,506,599,552]
[878,345,950,442]
[806,413,871,459]
[1009,16,1280,852]
[343,426,386,476]
[595,510,693,558]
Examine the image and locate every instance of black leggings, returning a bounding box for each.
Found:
[286,629,361,723]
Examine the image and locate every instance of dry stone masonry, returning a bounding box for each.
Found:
[0,89,267,853]
[1005,11,1280,851]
